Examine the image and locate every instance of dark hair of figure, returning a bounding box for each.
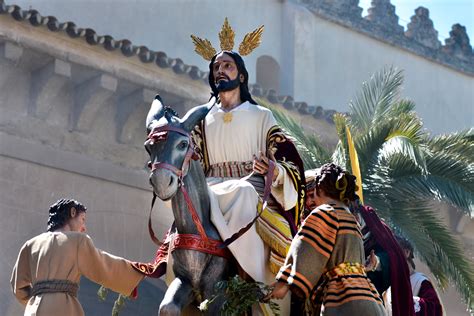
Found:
[316,163,358,204]
[208,51,258,105]
[47,198,87,232]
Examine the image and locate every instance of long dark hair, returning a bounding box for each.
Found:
[208,51,257,105]
[315,163,358,205]
[396,235,416,269]
[47,198,87,232]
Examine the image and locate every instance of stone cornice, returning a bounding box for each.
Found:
[0,1,339,123]
[295,0,473,76]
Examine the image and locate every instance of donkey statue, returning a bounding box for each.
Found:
[145,95,231,315]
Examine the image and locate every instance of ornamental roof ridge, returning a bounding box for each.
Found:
[0,1,339,123]
[294,0,473,76]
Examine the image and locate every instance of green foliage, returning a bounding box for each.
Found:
[257,97,331,169]
[271,67,474,307]
[97,286,128,316]
[200,275,280,315]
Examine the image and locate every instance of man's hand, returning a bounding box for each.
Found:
[253,151,279,181]
[266,281,290,300]
[365,250,380,272]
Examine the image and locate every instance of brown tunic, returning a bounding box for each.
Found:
[11,231,143,316]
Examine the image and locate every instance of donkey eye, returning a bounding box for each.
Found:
[177,140,188,150]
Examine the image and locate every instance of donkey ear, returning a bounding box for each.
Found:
[181,97,216,132]
[146,95,165,130]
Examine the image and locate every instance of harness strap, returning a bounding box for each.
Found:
[181,185,209,241]
[170,234,231,259]
[148,193,162,246]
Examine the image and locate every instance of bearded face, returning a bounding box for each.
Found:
[212,52,243,92]
[208,51,257,105]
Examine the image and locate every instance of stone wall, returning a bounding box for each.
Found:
[0,15,190,314]
[8,0,473,134]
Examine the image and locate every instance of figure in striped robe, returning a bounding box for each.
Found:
[270,163,386,315]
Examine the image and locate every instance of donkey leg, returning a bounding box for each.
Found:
[159,277,193,316]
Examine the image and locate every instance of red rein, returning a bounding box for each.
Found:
[147,125,231,259]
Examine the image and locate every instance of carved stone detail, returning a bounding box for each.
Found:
[0,42,24,63]
[442,24,473,61]
[366,0,404,34]
[116,88,154,143]
[71,74,117,131]
[405,7,441,50]
[29,59,71,117]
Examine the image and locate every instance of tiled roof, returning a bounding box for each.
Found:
[0,1,337,123]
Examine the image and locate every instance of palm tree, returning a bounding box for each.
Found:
[259,67,474,308]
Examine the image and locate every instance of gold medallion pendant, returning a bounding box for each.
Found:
[223,112,233,123]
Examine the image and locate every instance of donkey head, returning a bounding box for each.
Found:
[145,95,215,200]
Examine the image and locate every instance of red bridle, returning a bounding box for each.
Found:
[147,125,196,181]
[146,125,231,259]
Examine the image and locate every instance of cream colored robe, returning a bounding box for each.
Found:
[205,102,296,315]
[11,231,143,316]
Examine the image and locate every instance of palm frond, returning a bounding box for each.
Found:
[332,113,350,170]
[379,136,428,175]
[387,99,416,116]
[388,201,474,305]
[428,128,474,164]
[365,179,474,306]
[372,150,473,215]
[356,111,427,175]
[348,67,404,133]
[257,98,331,169]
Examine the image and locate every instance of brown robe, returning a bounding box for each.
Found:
[276,205,386,315]
[11,231,143,316]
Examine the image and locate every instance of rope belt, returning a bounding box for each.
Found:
[207,161,253,178]
[31,279,79,297]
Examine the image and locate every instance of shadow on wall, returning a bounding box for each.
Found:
[79,277,165,316]
[256,55,280,94]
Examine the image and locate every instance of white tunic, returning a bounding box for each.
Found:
[204,102,296,315]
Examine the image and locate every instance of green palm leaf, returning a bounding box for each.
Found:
[428,128,474,164]
[385,200,474,305]
[269,66,474,306]
[258,98,331,169]
[349,67,404,133]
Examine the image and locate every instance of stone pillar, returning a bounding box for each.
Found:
[405,7,441,50]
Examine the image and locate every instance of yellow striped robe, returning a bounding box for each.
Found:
[276,204,386,315]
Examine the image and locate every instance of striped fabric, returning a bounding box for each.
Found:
[276,205,385,315]
[207,161,253,178]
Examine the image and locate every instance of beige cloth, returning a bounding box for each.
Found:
[203,102,295,315]
[11,231,143,316]
[205,101,298,210]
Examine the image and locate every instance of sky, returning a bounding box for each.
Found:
[359,0,474,43]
